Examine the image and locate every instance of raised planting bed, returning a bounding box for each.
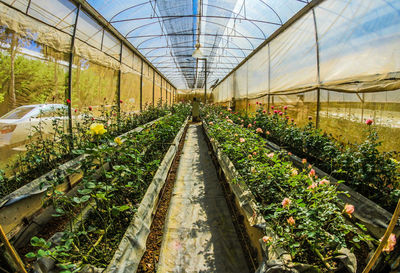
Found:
[18,106,190,272]
[201,116,384,273]
[0,106,170,200]
[223,106,399,213]
[0,115,167,242]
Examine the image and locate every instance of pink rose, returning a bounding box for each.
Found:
[282,198,291,208]
[256,128,263,133]
[302,158,307,164]
[319,179,330,186]
[248,154,253,159]
[284,106,288,110]
[271,106,274,110]
[366,119,373,125]
[248,124,252,128]
[274,110,278,114]
[267,153,274,158]
[239,138,245,143]
[309,169,316,177]
[287,216,295,226]
[344,204,354,216]
[208,121,214,125]
[262,236,272,243]
[381,233,396,253]
[288,152,292,156]
[279,111,283,116]
[307,183,317,190]
[266,131,270,135]
[253,152,257,156]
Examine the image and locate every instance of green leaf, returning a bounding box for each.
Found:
[37,249,47,258]
[25,252,36,258]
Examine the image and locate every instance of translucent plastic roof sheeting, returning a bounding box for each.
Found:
[86,0,308,89]
[213,0,400,102]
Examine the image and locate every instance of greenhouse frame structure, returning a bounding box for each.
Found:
[1,0,177,150]
[0,0,400,272]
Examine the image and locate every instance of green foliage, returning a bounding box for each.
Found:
[25,103,190,270]
[0,105,171,199]
[203,106,372,270]
[205,105,400,212]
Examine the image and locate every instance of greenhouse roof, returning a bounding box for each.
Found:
[85,0,309,89]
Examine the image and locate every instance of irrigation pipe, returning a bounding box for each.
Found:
[362,198,400,273]
[0,224,27,273]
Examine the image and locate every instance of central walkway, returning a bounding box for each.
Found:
[157,124,249,273]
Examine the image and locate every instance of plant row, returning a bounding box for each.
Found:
[210,105,400,212]
[201,106,398,272]
[0,103,170,199]
[24,103,190,272]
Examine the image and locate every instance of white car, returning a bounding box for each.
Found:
[0,104,69,148]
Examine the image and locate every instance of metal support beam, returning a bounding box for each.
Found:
[267,43,271,111]
[117,41,123,118]
[127,33,265,40]
[160,77,163,105]
[67,3,80,151]
[140,59,143,112]
[71,0,176,90]
[152,69,155,106]
[213,0,325,91]
[205,58,207,104]
[140,45,253,51]
[111,14,281,26]
[312,8,321,128]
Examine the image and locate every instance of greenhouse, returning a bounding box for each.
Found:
[0,0,399,272]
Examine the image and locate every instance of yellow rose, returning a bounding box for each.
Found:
[89,123,107,135]
[114,137,123,146]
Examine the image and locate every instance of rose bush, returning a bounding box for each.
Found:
[202,106,374,270]
[204,105,400,212]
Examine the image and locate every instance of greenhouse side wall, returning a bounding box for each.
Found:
[0,0,175,173]
[211,0,400,152]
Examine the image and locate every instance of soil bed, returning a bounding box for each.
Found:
[137,123,188,273]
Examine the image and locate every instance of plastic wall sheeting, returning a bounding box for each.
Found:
[0,0,175,170]
[212,0,400,152]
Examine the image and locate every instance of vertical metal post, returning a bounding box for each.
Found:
[152,69,155,106]
[25,0,31,14]
[117,41,123,118]
[160,77,163,105]
[312,9,321,128]
[204,58,207,104]
[166,84,168,106]
[140,59,143,112]
[246,63,249,116]
[67,4,80,151]
[267,43,271,111]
